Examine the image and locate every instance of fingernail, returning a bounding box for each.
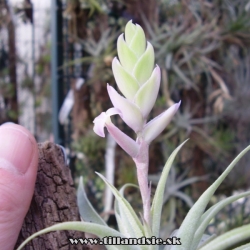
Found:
[1,122,16,126]
[0,126,35,174]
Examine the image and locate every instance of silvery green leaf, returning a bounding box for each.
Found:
[117,34,137,72]
[112,57,139,100]
[77,176,107,226]
[164,245,185,250]
[134,66,161,119]
[101,180,148,250]
[171,145,250,250]
[191,190,250,249]
[16,221,140,250]
[199,224,250,250]
[129,24,146,58]
[115,202,129,236]
[133,42,155,85]
[143,222,152,239]
[115,184,138,237]
[96,172,144,238]
[151,140,189,238]
[141,217,157,250]
[233,242,250,250]
[119,183,138,196]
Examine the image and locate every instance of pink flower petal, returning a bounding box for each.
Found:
[93,108,122,137]
[93,112,107,137]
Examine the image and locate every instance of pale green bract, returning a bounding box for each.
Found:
[17,20,250,250]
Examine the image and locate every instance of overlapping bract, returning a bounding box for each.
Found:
[93,20,180,156]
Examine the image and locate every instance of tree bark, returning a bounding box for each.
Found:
[15,142,89,250]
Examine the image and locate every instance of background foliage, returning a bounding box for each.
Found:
[0,0,250,237]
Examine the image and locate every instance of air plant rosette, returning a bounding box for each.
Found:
[17,20,250,250]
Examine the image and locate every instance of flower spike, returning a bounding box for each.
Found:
[93,20,182,225]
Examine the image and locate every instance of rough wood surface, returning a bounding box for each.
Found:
[15,142,89,250]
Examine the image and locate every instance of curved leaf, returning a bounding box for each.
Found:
[77,176,107,226]
[115,207,129,237]
[191,190,250,249]
[151,140,189,238]
[113,184,152,250]
[17,221,139,250]
[115,184,138,237]
[96,173,144,238]
[171,145,250,250]
[199,224,250,250]
[233,242,250,250]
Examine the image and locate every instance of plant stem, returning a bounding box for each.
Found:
[133,139,151,225]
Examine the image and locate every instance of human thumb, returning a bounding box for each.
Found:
[0,123,38,250]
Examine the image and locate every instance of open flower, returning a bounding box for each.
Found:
[93,108,121,137]
[93,107,139,158]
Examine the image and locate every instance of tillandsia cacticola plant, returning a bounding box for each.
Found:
[18,20,250,250]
